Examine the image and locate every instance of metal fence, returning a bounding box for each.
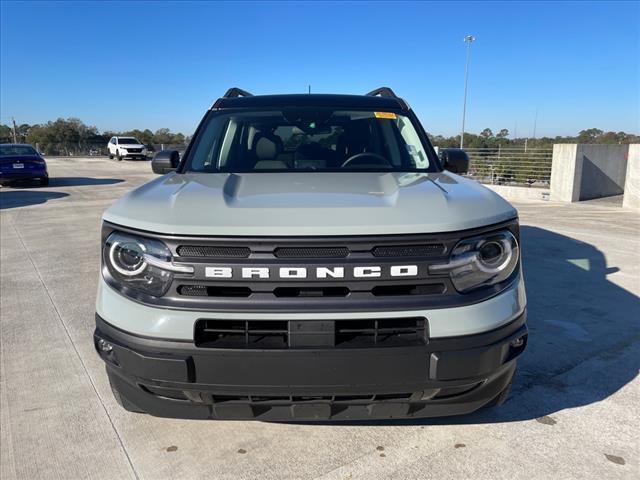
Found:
[461,147,553,187]
[34,142,187,157]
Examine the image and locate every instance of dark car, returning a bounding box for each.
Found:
[0,144,49,186]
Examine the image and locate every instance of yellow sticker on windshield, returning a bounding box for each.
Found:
[374,111,397,119]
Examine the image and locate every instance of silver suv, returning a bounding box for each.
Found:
[94,87,527,420]
[107,136,147,161]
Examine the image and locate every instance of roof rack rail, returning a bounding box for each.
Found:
[365,87,410,110]
[365,87,399,99]
[222,87,253,98]
[212,87,254,108]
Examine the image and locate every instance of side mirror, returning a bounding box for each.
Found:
[152,150,180,174]
[440,148,469,174]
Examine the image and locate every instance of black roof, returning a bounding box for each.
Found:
[213,93,409,110]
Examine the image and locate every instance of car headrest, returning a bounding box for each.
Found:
[255,135,282,160]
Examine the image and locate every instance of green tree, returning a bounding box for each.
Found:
[0,124,13,143]
[480,128,493,139]
[153,128,172,144]
[577,128,604,143]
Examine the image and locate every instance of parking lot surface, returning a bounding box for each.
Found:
[1,157,638,479]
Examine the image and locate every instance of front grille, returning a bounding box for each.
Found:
[177,244,444,259]
[178,283,443,299]
[126,148,142,153]
[103,218,519,313]
[177,245,251,258]
[274,247,349,258]
[372,244,445,257]
[194,318,426,349]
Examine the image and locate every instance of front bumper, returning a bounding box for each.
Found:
[121,152,146,159]
[95,311,527,420]
[0,170,47,183]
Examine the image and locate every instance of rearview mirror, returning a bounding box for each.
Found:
[152,150,180,174]
[440,148,469,174]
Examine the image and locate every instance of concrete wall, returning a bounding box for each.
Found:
[550,144,580,202]
[483,184,549,202]
[622,144,640,210]
[550,144,630,202]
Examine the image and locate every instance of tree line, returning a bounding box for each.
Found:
[0,118,638,155]
[0,118,188,155]
[429,127,639,149]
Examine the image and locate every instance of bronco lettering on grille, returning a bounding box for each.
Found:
[204,265,419,279]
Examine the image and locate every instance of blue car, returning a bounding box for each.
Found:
[0,143,49,186]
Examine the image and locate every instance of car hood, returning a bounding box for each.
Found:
[103,171,517,236]
[118,144,144,149]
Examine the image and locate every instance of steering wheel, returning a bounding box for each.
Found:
[341,152,391,169]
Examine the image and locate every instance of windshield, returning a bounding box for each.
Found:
[0,145,38,156]
[184,109,437,173]
[118,138,140,145]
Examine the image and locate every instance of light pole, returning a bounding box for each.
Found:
[460,35,475,149]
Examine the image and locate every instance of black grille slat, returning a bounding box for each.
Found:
[274,247,349,258]
[179,285,251,297]
[372,284,446,296]
[335,318,426,347]
[205,393,412,404]
[177,245,251,258]
[195,320,289,349]
[273,287,349,298]
[372,244,445,257]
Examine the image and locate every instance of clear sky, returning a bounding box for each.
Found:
[1,0,638,138]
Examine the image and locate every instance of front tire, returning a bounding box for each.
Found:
[40,177,49,187]
[116,150,122,161]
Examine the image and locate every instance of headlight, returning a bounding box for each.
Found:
[103,231,193,297]
[429,230,519,293]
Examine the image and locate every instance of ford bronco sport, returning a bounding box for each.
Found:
[95,87,527,420]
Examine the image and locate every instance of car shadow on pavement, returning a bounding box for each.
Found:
[49,177,125,187]
[3,177,125,189]
[0,191,69,209]
[311,225,640,426]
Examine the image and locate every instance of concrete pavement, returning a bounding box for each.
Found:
[1,157,638,479]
